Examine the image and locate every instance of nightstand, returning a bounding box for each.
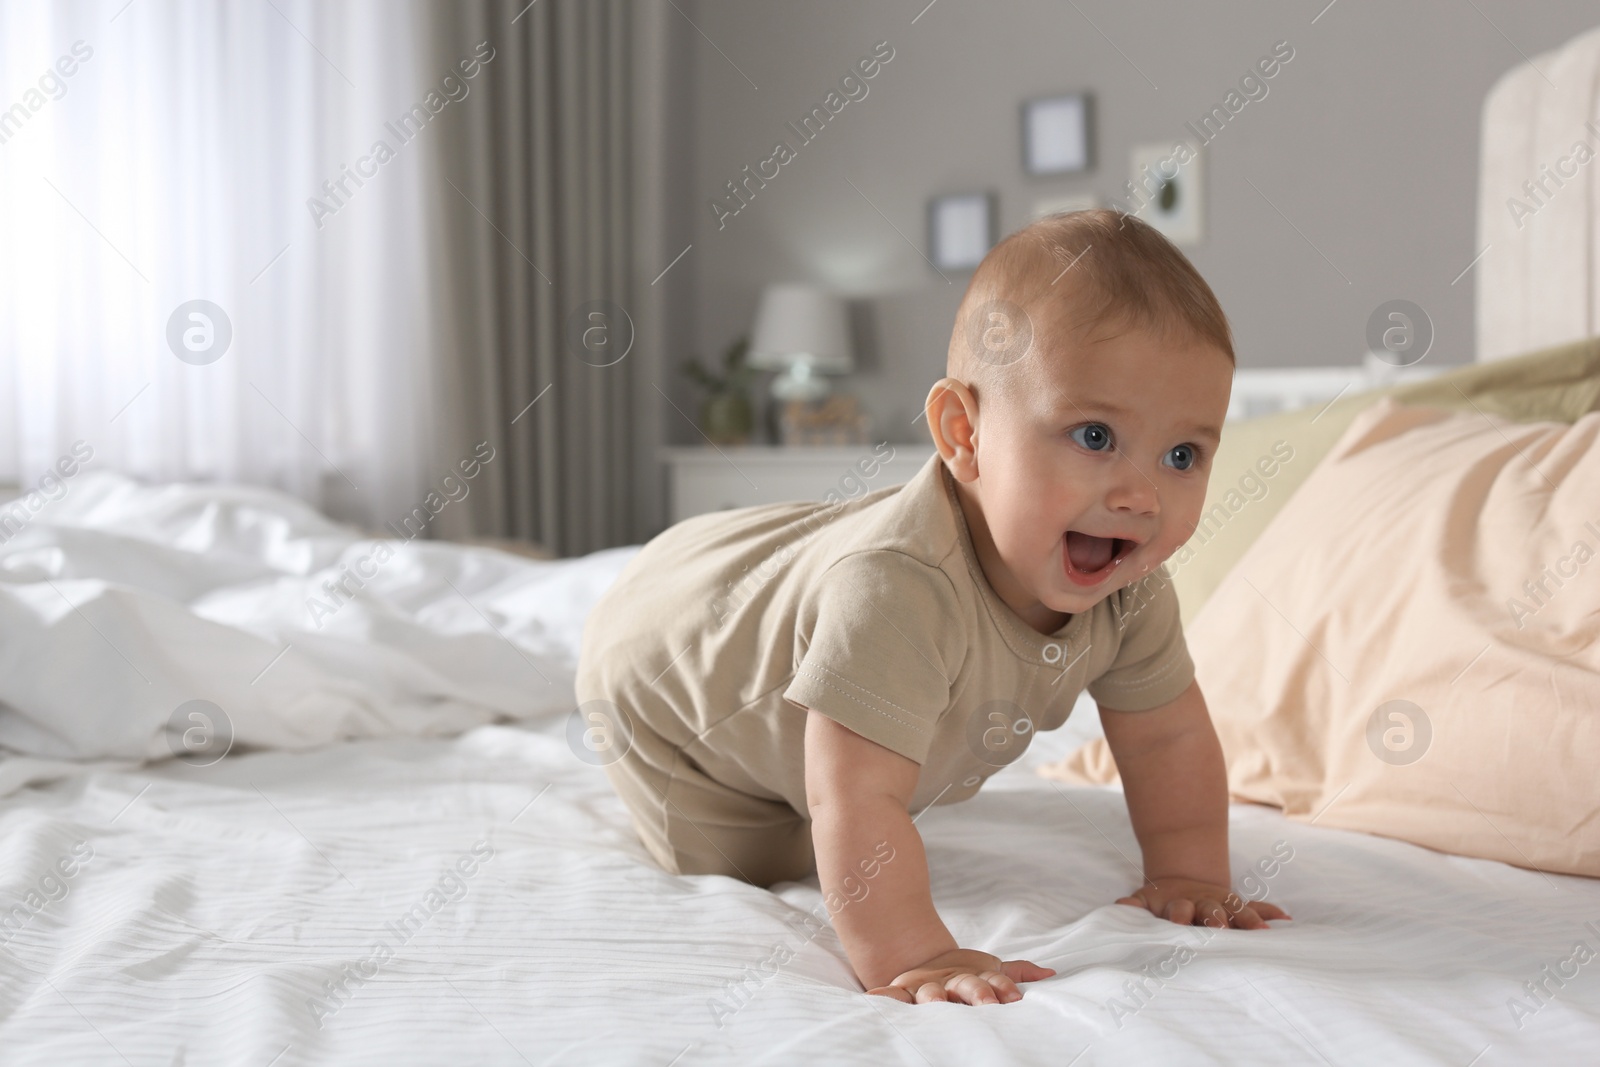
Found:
[661,444,937,524]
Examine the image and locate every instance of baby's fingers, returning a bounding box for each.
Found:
[980,971,1022,1003]
[866,985,915,1003]
[1247,900,1292,922]
[944,973,1000,1005]
[999,958,1057,984]
[1161,897,1197,926]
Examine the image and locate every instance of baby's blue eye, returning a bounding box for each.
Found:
[1070,423,1113,452]
[1164,444,1197,471]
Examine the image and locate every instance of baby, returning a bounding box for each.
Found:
[575,209,1287,1007]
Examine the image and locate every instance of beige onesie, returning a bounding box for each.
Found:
[574,452,1195,886]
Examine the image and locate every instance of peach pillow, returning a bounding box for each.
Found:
[1045,398,1600,878]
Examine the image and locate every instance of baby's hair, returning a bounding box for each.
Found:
[946,209,1234,392]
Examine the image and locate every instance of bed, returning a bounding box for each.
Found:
[2,473,1597,1066]
[1476,24,1600,363]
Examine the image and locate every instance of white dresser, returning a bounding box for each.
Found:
[662,444,937,524]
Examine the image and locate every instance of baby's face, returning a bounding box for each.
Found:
[969,322,1232,629]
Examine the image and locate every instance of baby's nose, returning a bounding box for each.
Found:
[1105,462,1159,515]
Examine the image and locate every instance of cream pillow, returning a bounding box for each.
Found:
[1168,335,1600,626]
[1045,398,1600,878]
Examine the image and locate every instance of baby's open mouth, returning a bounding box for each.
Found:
[1062,531,1137,585]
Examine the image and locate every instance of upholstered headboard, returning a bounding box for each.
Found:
[1476,25,1600,362]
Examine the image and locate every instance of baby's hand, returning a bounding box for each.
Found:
[1116,876,1290,930]
[865,949,1056,1005]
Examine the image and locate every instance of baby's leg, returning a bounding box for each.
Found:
[603,722,813,888]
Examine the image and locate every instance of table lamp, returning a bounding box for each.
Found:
[747,284,854,403]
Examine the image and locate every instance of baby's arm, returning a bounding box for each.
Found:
[803,708,1055,1004]
[1100,678,1290,928]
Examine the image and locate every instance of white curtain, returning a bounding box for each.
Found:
[0,0,443,528]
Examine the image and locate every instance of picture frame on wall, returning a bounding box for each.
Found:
[927,192,996,273]
[1129,141,1205,246]
[1021,92,1094,175]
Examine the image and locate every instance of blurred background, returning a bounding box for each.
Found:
[2,0,1597,555]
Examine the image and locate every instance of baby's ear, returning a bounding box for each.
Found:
[925,377,980,481]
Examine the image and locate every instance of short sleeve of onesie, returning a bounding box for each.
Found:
[782,550,967,764]
[1086,572,1196,712]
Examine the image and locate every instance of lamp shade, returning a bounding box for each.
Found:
[748,284,853,375]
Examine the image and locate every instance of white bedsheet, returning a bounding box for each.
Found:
[0,473,630,794]
[4,716,1599,1065]
[2,476,1598,1065]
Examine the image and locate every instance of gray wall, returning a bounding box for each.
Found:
[665,0,1600,448]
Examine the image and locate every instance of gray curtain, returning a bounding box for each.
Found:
[428,0,646,556]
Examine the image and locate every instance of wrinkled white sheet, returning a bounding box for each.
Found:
[2,475,1598,1065]
[0,473,630,794]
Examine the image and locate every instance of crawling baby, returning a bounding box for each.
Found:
[575,209,1288,1006]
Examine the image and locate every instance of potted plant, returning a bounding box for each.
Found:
[682,337,755,445]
